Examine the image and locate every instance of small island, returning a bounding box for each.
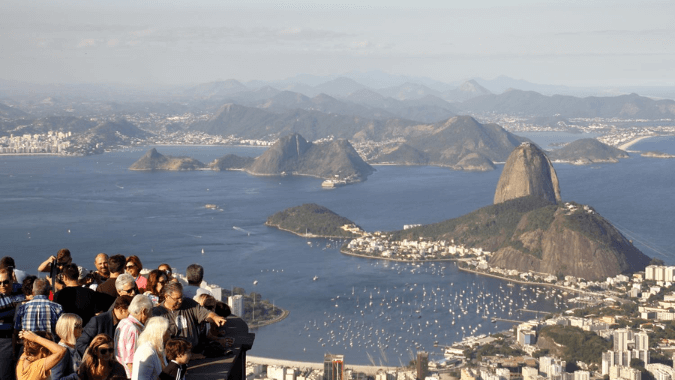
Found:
[547,138,629,165]
[641,150,675,158]
[265,203,364,238]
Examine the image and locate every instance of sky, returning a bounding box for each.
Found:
[1,0,674,87]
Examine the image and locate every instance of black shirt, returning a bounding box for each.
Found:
[54,286,115,326]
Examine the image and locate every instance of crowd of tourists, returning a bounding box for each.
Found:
[0,249,235,380]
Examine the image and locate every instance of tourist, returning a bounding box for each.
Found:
[0,267,25,380]
[92,253,110,286]
[15,278,62,337]
[76,295,132,357]
[37,248,72,292]
[51,313,83,380]
[144,270,168,306]
[0,256,27,284]
[125,256,147,291]
[21,276,37,301]
[183,264,212,300]
[131,317,169,380]
[152,282,226,349]
[53,264,115,326]
[96,255,125,298]
[77,334,126,380]
[152,282,227,350]
[194,294,220,340]
[115,274,139,299]
[160,338,192,380]
[115,294,152,378]
[16,330,66,380]
[158,264,174,282]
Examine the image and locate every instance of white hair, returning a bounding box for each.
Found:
[138,317,170,354]
[128,294,153,316]
[115,273,136,292]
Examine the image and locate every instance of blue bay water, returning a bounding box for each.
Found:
[0,136,673,365]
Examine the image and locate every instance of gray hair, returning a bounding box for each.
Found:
[115,273,136,292]
[128,294,153,316]
[163,281,183,297]
[33,278,51,296]
[186,264,204,285]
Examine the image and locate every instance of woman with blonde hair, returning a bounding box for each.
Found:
[77,334,126,380]
[132,317,169,380]
[52,313,83,380]
[16,330,66,380]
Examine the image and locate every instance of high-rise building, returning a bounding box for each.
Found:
[614,329,633,351]
[228,295,245,317]
[416,352,429,380]
[324,354,344,380]
[634,332,649,351]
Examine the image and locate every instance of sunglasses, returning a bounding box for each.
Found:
[126,265,135,269]
[0,280,11,286]
[98,348,113,355]
[123,287,139,294]
[56,262,69,267]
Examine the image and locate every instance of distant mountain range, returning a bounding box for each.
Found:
[460,90,675,119]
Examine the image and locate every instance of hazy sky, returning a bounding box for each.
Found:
[2,0,673,87]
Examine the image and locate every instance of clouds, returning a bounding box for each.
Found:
[1,0,674,86]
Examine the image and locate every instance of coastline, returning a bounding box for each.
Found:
[245,356,399,375]
[249,307,290,329]
[457,266,610,298]
[266,223,358,239]
[340,248,459,263]
[617,135,655,151]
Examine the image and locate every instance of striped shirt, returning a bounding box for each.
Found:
[115,314,144,378]
[14,295,63,335]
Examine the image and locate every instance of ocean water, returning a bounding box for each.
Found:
[0,136,673,365]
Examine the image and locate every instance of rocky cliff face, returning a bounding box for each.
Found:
[247,133,375,181]
[488,204,651,280]
[494,142,561,204]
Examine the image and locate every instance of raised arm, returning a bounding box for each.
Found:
[19,330,66,371]
[37,256,56,273]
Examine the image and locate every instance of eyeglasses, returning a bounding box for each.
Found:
[98,347,113,355]
[167,293,182,302]
[122,287,139,295]
[0,280,11,286]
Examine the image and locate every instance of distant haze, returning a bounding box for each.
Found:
[1,0,674,87]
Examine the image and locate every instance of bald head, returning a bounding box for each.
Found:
[95,253,110,277]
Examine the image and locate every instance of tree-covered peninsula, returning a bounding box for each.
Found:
[266,203,363,238]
